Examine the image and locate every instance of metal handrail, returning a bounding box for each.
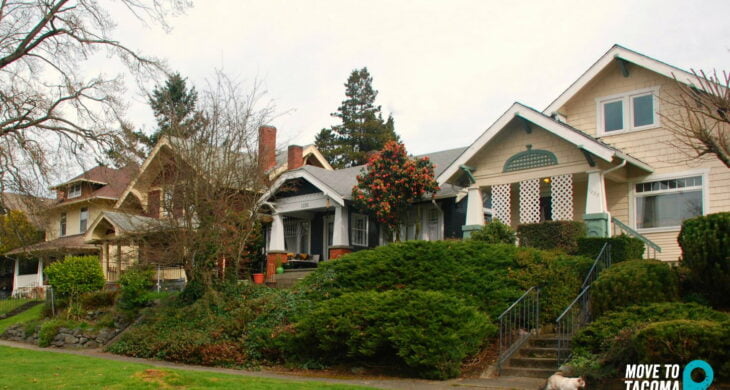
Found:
[581,242,611,289]
[611,217,662,258]
[497,286,540,371]
[555,286,591,366]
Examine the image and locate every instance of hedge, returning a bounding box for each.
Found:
[469,220,515,244]
[516,221,585,253]
[282,289,494,379]
[678,212,730,308]
[576,234,645,262]
[591,259,679,317]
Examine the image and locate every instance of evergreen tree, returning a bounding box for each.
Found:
[148,72,203,146]
[315,67,400,168]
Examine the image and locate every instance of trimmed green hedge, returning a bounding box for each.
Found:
[576,234,645,262]
[282,289,494,379]
[591,259,679,317]
[517,221,585,253]
[633,319,730,379]
[678,212,730,308]
[469,220,515,244]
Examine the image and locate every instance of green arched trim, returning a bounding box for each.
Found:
[503,149,558,172]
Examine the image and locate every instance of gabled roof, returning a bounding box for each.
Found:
[437,102,653,185]
[49,166,137,208]
[544,44,698,116]
[262,147,468,206]
[5,234,97,256]
[85,210,172,243]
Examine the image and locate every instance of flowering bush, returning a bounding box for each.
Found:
[351,140,439,240]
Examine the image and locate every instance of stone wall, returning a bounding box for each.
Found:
[2,324,119,348]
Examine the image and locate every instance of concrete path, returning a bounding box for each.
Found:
[0,340,544,389]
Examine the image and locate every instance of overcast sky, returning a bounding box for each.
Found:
[112,0,730,156]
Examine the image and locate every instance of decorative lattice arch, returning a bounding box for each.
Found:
[551,174,574,221]
[491,184,511,225]
[519,178,541,224]
[503,149,558,172]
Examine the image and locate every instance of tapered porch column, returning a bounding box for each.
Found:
[584,170,610,237]
[462,186,485,238]
[266,213,287,282]
[330,205,352,259]
[12,259,18,296]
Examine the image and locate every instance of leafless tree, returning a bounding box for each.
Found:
[0,0,190,202]
[123,71,273,284]
[661,70,730,167]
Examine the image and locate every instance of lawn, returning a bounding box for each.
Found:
[0,304,43,334]
[0,346,373,390]
[0,298,34,316]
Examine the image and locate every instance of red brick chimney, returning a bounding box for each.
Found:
[258,125,277,172]
[287,145,304,170]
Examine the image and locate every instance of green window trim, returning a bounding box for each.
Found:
[503,149,558,172]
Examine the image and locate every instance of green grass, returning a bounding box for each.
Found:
[0,346,373,389]
[0,304,43,334]
[0,298,34,315]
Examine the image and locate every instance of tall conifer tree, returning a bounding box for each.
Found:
[315,67,400,168]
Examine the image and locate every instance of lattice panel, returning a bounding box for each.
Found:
[491,184,511,225]
[519,179,540,224]
[551,174,574,221]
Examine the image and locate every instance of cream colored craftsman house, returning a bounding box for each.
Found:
[7,166,136,295]
[439,45,729,262]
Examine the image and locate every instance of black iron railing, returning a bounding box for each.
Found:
[497,286,540,371]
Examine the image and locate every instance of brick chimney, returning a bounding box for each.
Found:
[287,145,304,170]
[258,125,277,172]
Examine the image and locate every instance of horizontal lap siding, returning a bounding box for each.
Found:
[559,63,730,263]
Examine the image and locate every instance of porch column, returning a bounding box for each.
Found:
[584,170,610,237]
[330,205,352,259]
[462,186,485,238]
[492,183,511,225]
[266,213,287,283]
[519,178,540,224]
[12,259,18,296]
[37,259,43,287]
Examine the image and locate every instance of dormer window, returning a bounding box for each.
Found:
[68,183,82,198]
[597,87,659,135]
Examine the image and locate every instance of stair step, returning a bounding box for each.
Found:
[501,366,556,379]
[509,357,558,369]
[519,347,565,358]
[529,338,570,348]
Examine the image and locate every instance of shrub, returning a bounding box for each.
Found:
[576,234,645,262]
[591,259,679,318]
[45,256,105,298]
[117,268,154,311]
[469,220,515,244]
[38,318,82,347]
[508,250,593,322]
[80,290,118,309]
[678,212,730,308]
[516,221,585,253]
[45,256,105,317]
[633,319,730,380]
[573,302,728,355]
[283,289,494,379]
[298,241,523,320]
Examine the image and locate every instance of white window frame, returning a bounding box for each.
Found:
[596,86,660,136]
[79,207,89,232]
[68,183,82,198]
[161,189,174,217]
[351,213,368,247]
[423,207,443,241]
[60,212,67,236]
[283,218,311,254]
[629,169,709,234]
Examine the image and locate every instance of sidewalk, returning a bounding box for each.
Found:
[0,340,544,389]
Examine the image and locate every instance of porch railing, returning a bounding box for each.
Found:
[497,286,540,371]
[611,217,661,259]
[555,242,612,366]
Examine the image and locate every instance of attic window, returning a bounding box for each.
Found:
[503,149,558,172]
[597,87,659,134]
[68,183,82,198]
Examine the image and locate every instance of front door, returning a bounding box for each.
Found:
[323,215,334,260]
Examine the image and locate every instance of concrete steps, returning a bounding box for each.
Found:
[273,269,315,289]
[500,334,569,379]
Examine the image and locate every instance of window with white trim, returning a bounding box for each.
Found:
[351,214,368,246]
[283,218,310,254]
[80,208,89,232]
[598,88,658,134]
[60,212,67,236]
[634,175,704,230]
[425,208,440,241]
[68,183,82,198]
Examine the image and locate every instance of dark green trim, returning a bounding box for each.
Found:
[618,59,630,77]
[460,165,476,184]
[503,149,558,172]
[520,117,532,134]
[580,148,596,167]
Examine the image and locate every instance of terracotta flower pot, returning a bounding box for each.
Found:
[252,273,265,284]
